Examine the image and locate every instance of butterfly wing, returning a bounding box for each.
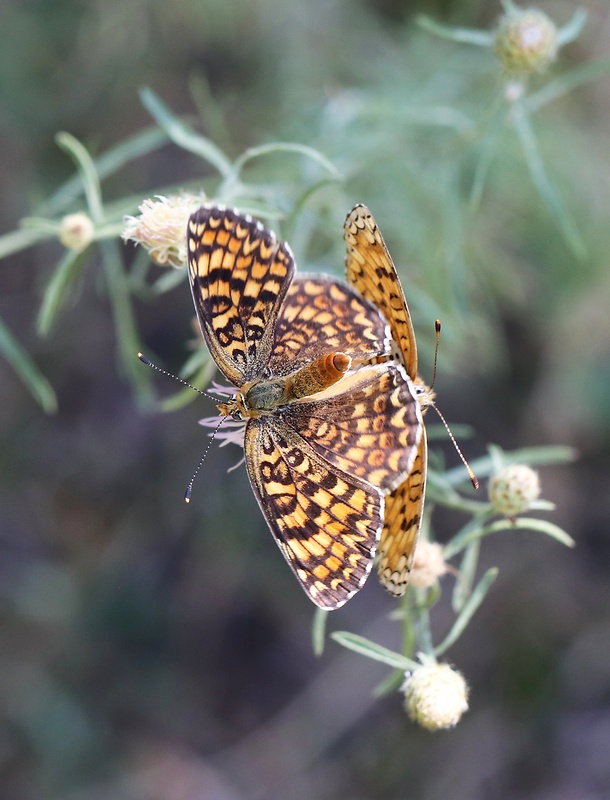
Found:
[188,206,295,385]
[377,428,428,595]
[345,204,432,596]
[244,417,383,609]
[344,204,418,380]
[268,274,392,375]
[285,362,422,494]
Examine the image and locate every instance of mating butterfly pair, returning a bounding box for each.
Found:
[185,204,432,609]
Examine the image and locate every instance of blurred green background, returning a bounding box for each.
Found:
[1,1,610,798]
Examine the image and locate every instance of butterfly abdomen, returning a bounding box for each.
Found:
[285,352,352,399]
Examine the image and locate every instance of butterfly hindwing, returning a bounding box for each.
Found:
[243,418,383,609]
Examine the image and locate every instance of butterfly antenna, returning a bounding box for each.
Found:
[138,352,221,402]
[184,416,227,503]
[430,401,479,489]
[424,323,478,489]
[428,319,442,392]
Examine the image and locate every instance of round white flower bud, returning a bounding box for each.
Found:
[494,8,558,75]
[402,663,469,731]
[58,213,95,252]
[409,540,447,589]
[489,464,541,516]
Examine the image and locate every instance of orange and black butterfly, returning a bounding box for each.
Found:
[345,204,436,596]
[187,206,423,608]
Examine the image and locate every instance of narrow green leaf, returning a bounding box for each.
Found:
[511,102,586,259]
[41,126,169,217]
[37,248,90,336]
[231,143,341,181]
[139,87,233,179]
[0,228,50,260]
[556,9,588,47]
[452,537,481,613]
[331,631,419,671]
[527,58,610,114]
[446,515,575,557]
[417,15,494,46]
[0,316,57,413]
[435,567,498,656]
[99,239,151,404]
[55,133,103,223]
[312,608,329,657]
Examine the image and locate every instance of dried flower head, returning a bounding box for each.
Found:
[489,464,541,516]
[402,662,469,731]
[494,7,558,76]
[122,194,204,268]
[58,212,95,252]
[409,540,447,589]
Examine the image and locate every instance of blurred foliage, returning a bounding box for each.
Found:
[1,1,610,799]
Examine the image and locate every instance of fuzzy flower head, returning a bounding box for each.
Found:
[402,662,469,731]
[494,7,558,76]
[122,194,204,268]
[59,212,95,252]
[409,540,448,590]
[488,463,541,516]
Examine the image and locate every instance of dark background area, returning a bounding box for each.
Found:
[1,1,610,798]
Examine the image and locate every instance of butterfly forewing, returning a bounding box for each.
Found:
[345,204,432,597]
[188,206,295,385]
[345,204,419,379]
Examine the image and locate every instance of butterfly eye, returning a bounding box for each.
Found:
[231,410,243,421]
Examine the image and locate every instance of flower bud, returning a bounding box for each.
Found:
[494,8,558,75]
[58,213,95,252]
[409,540,447,589]
[489,464,541,516]
[122,193,204,268]
[402,663,469,731]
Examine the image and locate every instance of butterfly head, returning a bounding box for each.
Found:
[414,378,436,412]
[217,393,248,421]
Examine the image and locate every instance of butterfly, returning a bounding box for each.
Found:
[345,204,436,596]
[187,205,423,609]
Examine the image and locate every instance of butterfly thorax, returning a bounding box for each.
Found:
[217,352,352,421]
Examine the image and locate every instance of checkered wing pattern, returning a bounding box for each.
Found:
[188,206,295,386]
[344,204,431,596]
[286,363,421,493]
[345,204,419,379]
[244,420,383,608]
[268,275,392,375]
[186,205,423,608]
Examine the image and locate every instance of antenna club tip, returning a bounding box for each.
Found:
[138,352,151,365]
[435,319,441,332]
[184,496,191,504]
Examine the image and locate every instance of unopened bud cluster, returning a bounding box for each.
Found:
[59,213,95,252]
[489,464,540,516]
[494,8,558,75]
[402,663,469,731]
[409,540,447,589]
